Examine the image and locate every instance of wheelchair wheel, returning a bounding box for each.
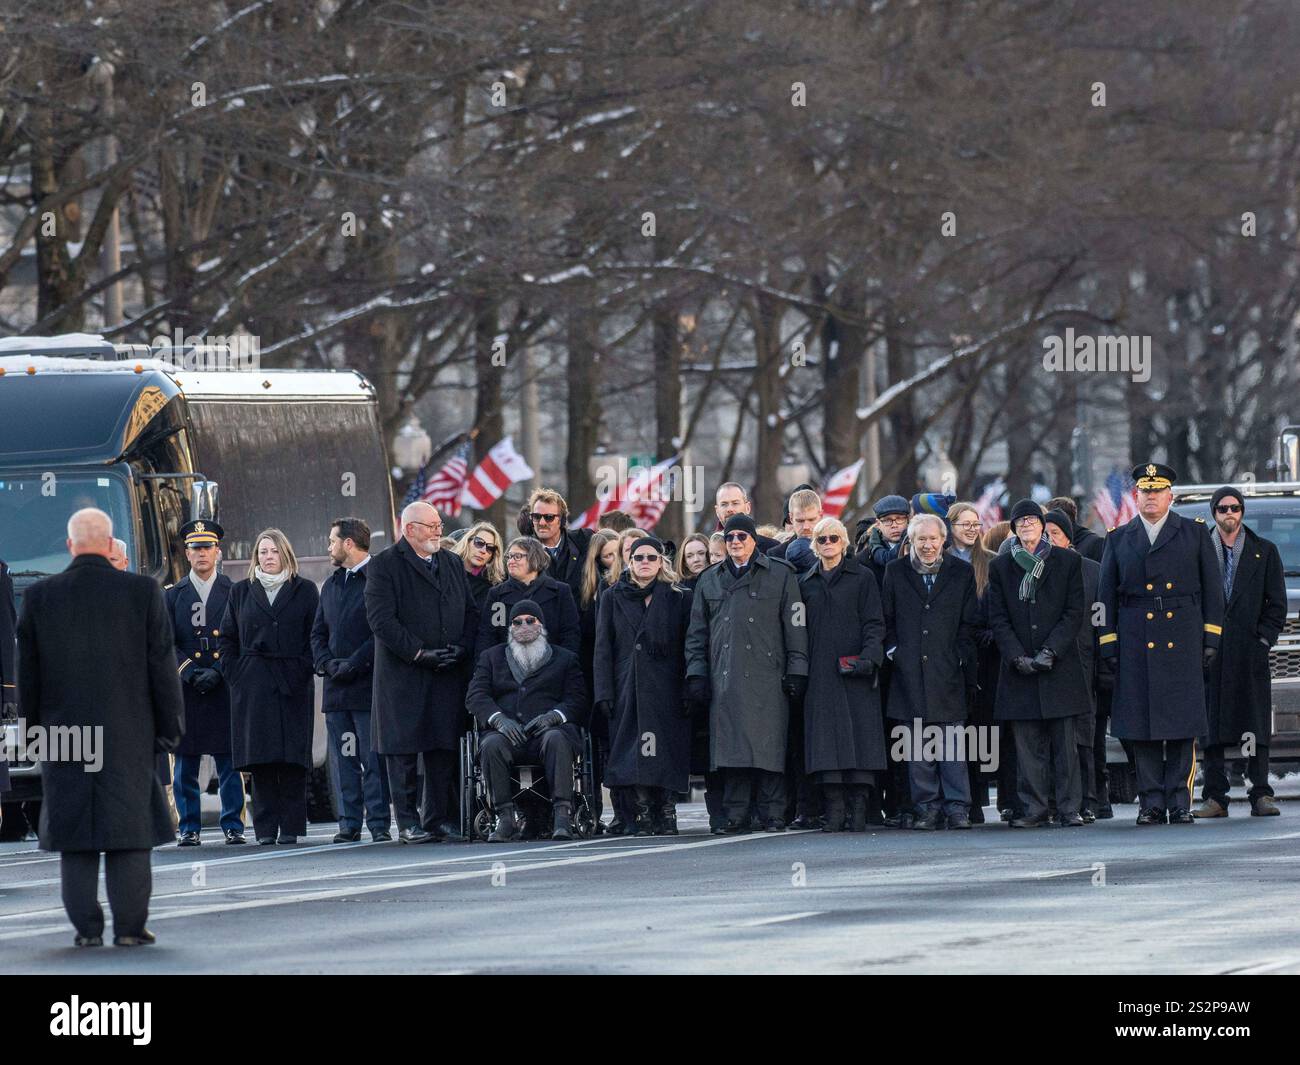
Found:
[573,796,595,839]
[472,807,494,842]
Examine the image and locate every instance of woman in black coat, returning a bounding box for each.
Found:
[593,537,693,835]
[986,503,1089,826]
[219,529,319,845]
[798,518,886,831]
[476,536,581,659]
[452,521,505,618]
[577,529,620,830]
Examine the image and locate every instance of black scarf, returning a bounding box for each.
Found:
[612,572,677,658]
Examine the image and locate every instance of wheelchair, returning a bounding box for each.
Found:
[459,725,598,841]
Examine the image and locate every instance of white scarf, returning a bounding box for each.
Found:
[189,569,216,605]
[254,566,290,605]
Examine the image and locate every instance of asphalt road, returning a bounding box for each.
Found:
[3,786,1298,974]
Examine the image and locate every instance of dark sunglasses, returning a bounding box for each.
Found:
[631,552,660,563]
[1215,504,1242,514]
[470,536,498,553]
[815,534,841,545]
[723,532,750,543]
[510,616,538,627]
[530,512,560,523]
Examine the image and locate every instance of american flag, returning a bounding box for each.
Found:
[1091,467,1138,529]
[974,478,1005,526]
[406,439,472,517]
[571,455,680,530]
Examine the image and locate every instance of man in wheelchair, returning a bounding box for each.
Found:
[466,599,588,841]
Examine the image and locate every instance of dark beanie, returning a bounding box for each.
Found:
[723,513,758,537]
[509,599,542,622]
[1010,498,1044,525]
[630,535,664,556]
[912,492,956,517]
[1043,508,1073,543]
[873,494,910,518]
[1211,486,1243,513]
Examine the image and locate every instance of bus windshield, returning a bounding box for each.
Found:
[0,471,134,577]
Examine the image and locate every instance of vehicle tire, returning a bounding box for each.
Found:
[1108,762,1137,805]
[306,761,337,824]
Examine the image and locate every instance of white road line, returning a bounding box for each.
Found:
[0,831,786,941]
[1031,867,1100,879]
[734,911,824,927]
[0,834,641,917]
[1221,957,1300,974]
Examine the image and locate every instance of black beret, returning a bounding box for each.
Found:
[509,599,542,622]
[723,513,758,537]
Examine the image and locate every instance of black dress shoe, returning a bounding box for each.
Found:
[722,819,751,835]
[1059,812,1085,827]
[1010,814,1052,828]
[898,811,916,830]
[277,835,297,845]
[399,827,435,844]
[224,829,247,844]
[257,837,276,845]
[882,814,901,828]
[912,810,941,831]
[370,830,393,842]
[114,929,156,946]
[433,821,467,843]
[1136,808,1167,826]
[177,831,201,847]
[74,934,104,947]
[947,811,972,830]
[1094,802,1114,819]
[332,829,362,843]
[710,825,727,835]
[763,818,786,832]
[1169,809,1195,825]
[1080,808,1096,824]
[998,808,1014,822]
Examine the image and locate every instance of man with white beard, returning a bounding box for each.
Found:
[466,599,588,841]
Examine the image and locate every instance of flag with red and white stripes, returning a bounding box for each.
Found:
[821,459,864,519]
[571,455,680,531]
[420,440,473,516]
[974,478,1005,527]
[460,436,534,512]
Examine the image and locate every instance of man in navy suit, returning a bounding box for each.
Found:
[166,520,246,845]
[313,517,391,842]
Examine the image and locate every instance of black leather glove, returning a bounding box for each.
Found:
[524,709,565,736]
[492,714,527,746]
[331,659,357,683]
[414,648,444,668]
[687,676,711,709]
[192,668,221,694]
[1030,648,1056,673]
[1012,656,1038,676]
[1096,655,1116,692]
[440,644,467,665]
[782,674,808,702]
[852,656,878,679]
[1203,645,1218,671]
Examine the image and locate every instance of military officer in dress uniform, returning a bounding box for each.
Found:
[1098,463,1224,825]
[165,520,247,845]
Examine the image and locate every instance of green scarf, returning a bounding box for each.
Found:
[1011,540,1048,602]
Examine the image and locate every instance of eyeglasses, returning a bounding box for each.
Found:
[953,521,982,531]
[631,553,660,563]
[470,537,498,553]
[505,552,528,562]
[510,617,538,627]
[815,534,841,545]
[408,520,443,533]
[1215,504,1242,514]
[530,512,560,524]
[723,532,750,543]
[878,514,908,524]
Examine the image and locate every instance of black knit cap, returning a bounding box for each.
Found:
[509,599,542,622]
[723,513,758,537]
[630,535,664,556]
[1211,486,1244,513]
[1009,498,1044,526]
[1043,508,1073,543]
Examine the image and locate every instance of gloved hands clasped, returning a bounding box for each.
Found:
[190,667,221,694]
[524,709,565,736]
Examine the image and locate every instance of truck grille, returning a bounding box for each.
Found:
[1270,615,1300,680]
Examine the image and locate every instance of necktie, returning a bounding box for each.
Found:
[923,573,934,593]
[1223,544,1234,599]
